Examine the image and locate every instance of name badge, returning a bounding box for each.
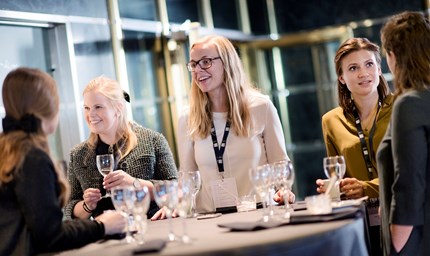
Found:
[210,177,238,209]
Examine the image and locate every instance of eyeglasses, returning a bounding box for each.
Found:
[187,57,221,72]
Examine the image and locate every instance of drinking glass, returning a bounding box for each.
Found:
[249,164,271,222]
[153,180,179,242]
[111,185,135,243]
[96,154,114,197]
[132,185,150,244]
[272,160,295,216]
[177,175,194,243]
[323,155,346,199]
[181,171,201,217]
[323,155,346,180]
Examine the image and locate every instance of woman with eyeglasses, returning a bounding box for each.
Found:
[175,35,294,214]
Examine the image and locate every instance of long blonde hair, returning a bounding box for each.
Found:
[188,35,259,139]
[83,76,137,158]
[0,67,69,206]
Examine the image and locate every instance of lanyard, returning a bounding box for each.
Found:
[352,101,381,180]
[211,120,231,173]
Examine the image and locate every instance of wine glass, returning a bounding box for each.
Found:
[249,164,271,222]
[96,154,114,197]
[181,171,201,217]
[153,180,179,242]
[111,185,135,243]
[272,160,295,216]
[323,155,346,180]
[176,175,194,243]
[323,155,346,199]
[132,185,150,244]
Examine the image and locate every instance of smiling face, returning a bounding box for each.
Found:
[190,43,225,96]
[338,49,381,98]
[83,90,119,140]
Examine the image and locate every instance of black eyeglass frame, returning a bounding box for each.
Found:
[187,57,221,72]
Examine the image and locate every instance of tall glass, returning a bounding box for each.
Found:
[111,185,135,243]
[177,175,194,243]
[272,160,295,216]
[153,180,179,242]
[181,171,201,217]
[323,155,346,199]
[132,185,150,244]
[249,164,271,222]
[96,154,114,197]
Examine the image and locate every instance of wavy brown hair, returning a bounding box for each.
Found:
[334,38,390,113]
[83,76,137,158]
[0,67,70,206]
[188,35,260,139]
[381,11,430,96]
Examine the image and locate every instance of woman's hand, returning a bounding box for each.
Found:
[150,206,172,221]
[339,178,364,199]
[316,179,326,194]
[83,188,102,211]
[103,169,134,189]
[273,189,296,204]
[96,210,126,235]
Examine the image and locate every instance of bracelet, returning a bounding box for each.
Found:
[83,202,93,213]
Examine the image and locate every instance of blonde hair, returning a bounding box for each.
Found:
[0,67,69,206]
[83,76,137,158]
[188,35,260,139]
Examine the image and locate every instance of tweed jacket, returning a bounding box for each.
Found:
[63,122,178,219]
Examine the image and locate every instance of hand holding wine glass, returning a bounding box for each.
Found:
[96,154,114,197]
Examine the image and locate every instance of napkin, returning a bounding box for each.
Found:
[289,207,360,224]
[217,219,288,231]
[131,239,166,255]
[217,207,360,231]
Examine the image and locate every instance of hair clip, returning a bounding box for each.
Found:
[123,91,130,103]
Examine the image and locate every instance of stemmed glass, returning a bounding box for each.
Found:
[132,185,150,244]
[323,155,346,197]
[176,175,194,244]
[275,161,295,217]
[249,164,271,222]
[181,171,201,217]
[153,180,179,242]
[111,185,135,243]
[96,154,114,198]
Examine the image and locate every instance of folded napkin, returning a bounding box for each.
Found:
[218,207,360,231]
[131,239,166,255]
[217,219,288,231]
[289,207,360,224]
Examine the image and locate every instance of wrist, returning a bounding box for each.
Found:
[94,219,105,235]
[83,201,94,213]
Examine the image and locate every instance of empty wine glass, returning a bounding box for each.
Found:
[153,180,179,242]
[132,185,150,244]
[181,171,201,217]
[176,175,194,244]
[249,164,271,222]
[111,185,135,243]
[96,154,114,197]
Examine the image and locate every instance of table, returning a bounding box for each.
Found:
[57,206,368,256]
